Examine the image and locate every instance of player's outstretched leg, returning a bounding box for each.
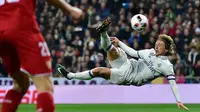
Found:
[57,17,114,80]
[57,64,111,80]
[97,17,114,52]
[97,17,120,61]
[1,72,30,112]
[57,17,121,80]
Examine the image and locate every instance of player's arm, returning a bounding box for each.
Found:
[168,77,180,102]
[110,37,151,58]
[118,41,139,58]
[162,64,189,111]
[45,0,83,21]
[167,76,189,111]
[118,41,151,59]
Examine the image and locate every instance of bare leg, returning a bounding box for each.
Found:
[31,75,54,112]
[100,31,120,61]
[90,67,111,79]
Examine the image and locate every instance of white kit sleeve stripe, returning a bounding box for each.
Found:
[137,51,141,58]
[167,75,176,80]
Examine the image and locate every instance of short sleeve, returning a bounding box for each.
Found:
[137,48,155,59]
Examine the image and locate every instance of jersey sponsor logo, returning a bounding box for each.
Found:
[143,59,156,74]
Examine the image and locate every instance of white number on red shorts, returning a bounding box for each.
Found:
[0,0,20,6]
[38,42,50,57]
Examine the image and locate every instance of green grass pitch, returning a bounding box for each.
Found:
[14,104,200,112]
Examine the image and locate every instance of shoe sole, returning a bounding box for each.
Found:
[57,64,71,80]
[96,17,111,32]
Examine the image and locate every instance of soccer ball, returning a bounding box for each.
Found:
[131,14,148,32]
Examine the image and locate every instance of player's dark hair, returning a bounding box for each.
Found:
[158,34,176,56]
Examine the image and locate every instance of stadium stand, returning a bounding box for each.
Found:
[0,0,200,83]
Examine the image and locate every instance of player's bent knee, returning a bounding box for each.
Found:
[92,67,110,79]
[11,71,30,95]
[92,67,104,75]
[107,47,120,61]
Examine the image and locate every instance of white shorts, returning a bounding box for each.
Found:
[108,48,134,84]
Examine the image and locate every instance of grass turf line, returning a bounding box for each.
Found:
[15,104,200,112]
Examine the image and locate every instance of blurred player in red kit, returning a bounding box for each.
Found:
[0,0,83,112]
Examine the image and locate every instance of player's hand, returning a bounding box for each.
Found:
[70,7,83,23]
[177,101,189,111]
[110,37,119,44]
[110,37,119,46]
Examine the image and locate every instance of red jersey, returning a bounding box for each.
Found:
[0,0,51,76]
[0,0,39,31]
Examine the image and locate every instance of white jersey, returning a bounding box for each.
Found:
[130,48,175,86]
[108,47,175,86]
[109,42,180,102]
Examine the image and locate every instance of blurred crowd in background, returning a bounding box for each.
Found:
[0,0,200,84]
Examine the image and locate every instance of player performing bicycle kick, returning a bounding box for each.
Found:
[57,18,189,111]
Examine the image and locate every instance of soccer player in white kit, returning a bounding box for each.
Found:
[57,18,189,111]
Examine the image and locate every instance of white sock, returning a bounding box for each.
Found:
[100,31,114,51]
[67,70,94,80]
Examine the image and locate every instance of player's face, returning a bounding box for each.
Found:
[155,40,168,56]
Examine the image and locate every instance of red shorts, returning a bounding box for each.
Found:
[0,29,52,76]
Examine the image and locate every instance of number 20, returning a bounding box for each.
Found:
[0,0,20,6]
[38,42,50,57]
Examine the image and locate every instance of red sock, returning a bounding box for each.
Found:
[1,89,23,112]
[36,92,55,112]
